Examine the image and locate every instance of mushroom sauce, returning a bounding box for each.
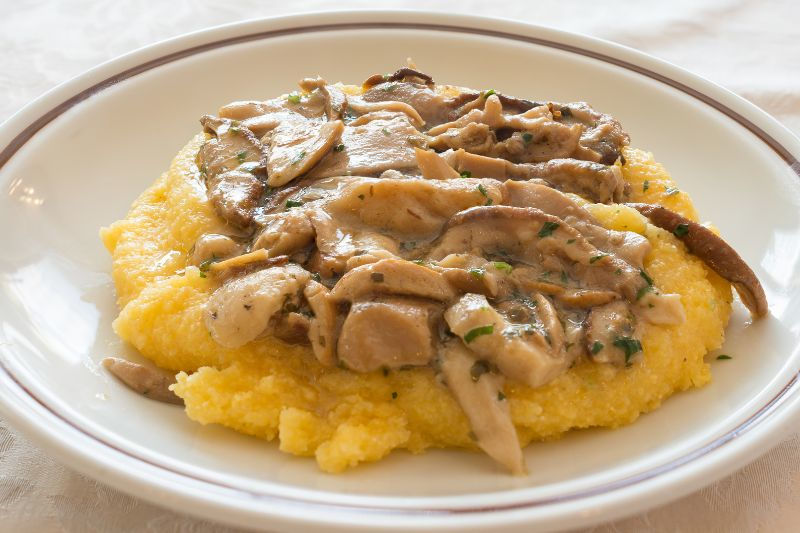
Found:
[112,65,767,474]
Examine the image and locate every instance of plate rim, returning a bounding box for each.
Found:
[1,9,799,532]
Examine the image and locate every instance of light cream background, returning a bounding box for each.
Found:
[1,1,798,531]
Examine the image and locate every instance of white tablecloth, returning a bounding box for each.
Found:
[2,1,799,531]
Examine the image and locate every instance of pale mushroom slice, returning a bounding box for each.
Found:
[415,147,461,180]
[585,300,643,366]
[102,357,182,405]
[438,340,526,475]
[346,96,425,128]
[267,119,344,187]
[205,264,310,348]
[252,209,316,258]
[503,181,648,265]
[329,258,456,303]
[337,297,441,372]
[189,234,244,266]
[304,280,339,367]
[444,293,568,388]
[626,202,768,318]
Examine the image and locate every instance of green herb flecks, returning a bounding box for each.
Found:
[381,127,391,136]
[522,132,533,143]
[492,261,513,273]
[287,93,302,104]
[673,223,690,237]
[198,255,219,279]
[636,285,653,300]
[291,150,307,165]
[236,150,248,163]
[665,186,680,196]
[640,269,654,286]
[613,336,643,365]
[717,354,733,360]
[643,180,650,192]
[469,268,485,280]
[477,183,493,205]
[333,143,345,152]
[285,199,304,209]
[591,341,604,354]
[465,325,494,343]
[538,221,560,238]
[483,89,496,98]
[497,391,506,401]
[460,170,472,178]
[589,254,609,264]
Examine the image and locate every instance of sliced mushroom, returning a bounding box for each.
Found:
[304,280,339,367]
[415,148,461,180]
[308,116,423,178]
[205,264,310,348]
[329,258,455,302]
[438,340,526,475]
[267,119,344,187]
[503,181,647,264]
[626,203,767,318]
[252,209,316,258]
[337,297,440,372]
[205,170,265,229]
[585,300,642,366]
[189,234,244,266]
[346,96,425,128]
[102,357,182,405]
[553,102,629,165]
[444,293,568,388]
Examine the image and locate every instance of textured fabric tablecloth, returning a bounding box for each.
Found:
[2,1,799,531]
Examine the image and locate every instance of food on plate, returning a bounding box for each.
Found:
[100,64,766,474]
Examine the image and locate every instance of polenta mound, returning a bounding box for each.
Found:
[101,138,732,473]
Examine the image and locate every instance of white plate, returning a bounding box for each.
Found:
[1,10,799,533]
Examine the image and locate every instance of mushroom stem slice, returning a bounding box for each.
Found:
[626,203,768,318]
[438,340,526,475]
[102,357,182,405]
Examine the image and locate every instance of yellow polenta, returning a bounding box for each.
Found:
[100,137,732,473]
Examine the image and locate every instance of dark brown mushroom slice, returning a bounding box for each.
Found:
[362,67,435,91]
[626,203,768,318]
[205,170,265,229]
[102,357,183,405]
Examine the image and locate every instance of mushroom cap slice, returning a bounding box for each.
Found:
[205,264,310,348]
[626,203,767,318]
[102,357,182,405]
[267,119,344,187]
[444,293,568,388]
[304,280,339,367]
[337,298,440,373]
[438,340,526,475]
[329,258,456,303]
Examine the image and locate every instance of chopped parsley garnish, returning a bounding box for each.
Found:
[643,180,650,192]
[370,272,385,282]
[198,255,219,278]
[357,194,365,200]
[615,268,623,275]
[236,150,248,163]
[310,272,321,282]
[640,269,654,286]
[589,254,608,264]
[412,259,426,265]
[464,325,494,343]
[483,89,496,98]
[566,238,575,244]
[492,261,513,273]
[497,391,506,401]
[591,341,604,354]
[285,199,304,209]
[522,132,533,143]
[383,84,397,92]
[538,221,560,238]
[391,391,398,399]
[613,336,642,365]
[460,170,472,178]
[291,150,307,165]
[470,360,490,381]
[636,285,652,300]
[287,93,302,104]
[469,268,485,280]
[477,184,493,205]
[717,354,733,360]
[560,270,569,284]
[665,186,680,196]
[333,143,345,152]
[381,127,391,136]
[673,223,690,237]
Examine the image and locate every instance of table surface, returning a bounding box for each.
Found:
[2,1,799,531]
